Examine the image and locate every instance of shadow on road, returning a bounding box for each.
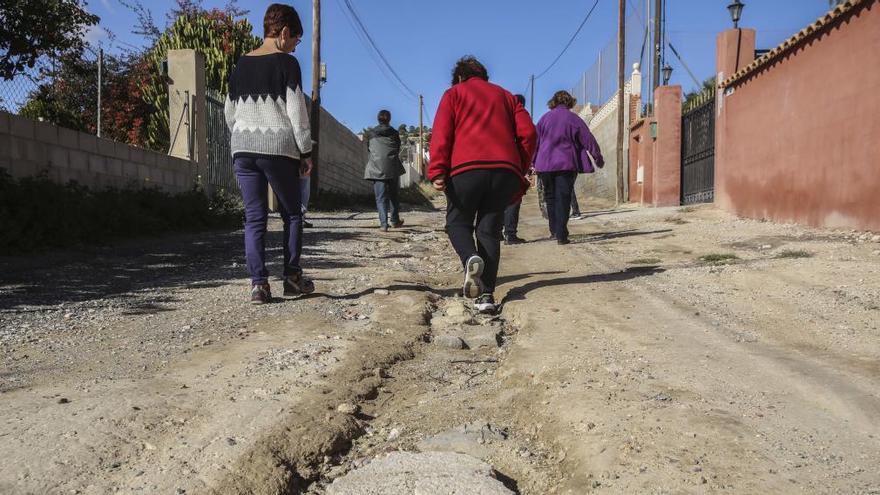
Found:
[0,227,376,312]
[500,266,664,304]
[582,208,637,218]
[570,229,673,243]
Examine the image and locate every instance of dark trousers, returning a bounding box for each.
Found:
[234,155,303,285]
[539,171,577,241]
[503,200,521,238]
[372,179,401,227]
[570,184,581,216]
[445,169,520,293]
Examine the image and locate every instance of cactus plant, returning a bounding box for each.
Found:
[142,10,260,152]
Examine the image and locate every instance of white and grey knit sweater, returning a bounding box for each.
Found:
[224,53,312,160]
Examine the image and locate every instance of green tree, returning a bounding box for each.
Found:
[0,0,99,79]
[682,77,716,111]
[141,7,260,151]
[20,49,154,146]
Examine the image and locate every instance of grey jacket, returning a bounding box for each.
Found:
[364,124,405,180]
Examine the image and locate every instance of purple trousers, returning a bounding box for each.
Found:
[234,154,303,285]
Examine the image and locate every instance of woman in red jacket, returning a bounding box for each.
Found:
[428,56,536,313]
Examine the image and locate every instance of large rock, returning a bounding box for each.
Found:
[326,451,514,495]
[416,422,508,458]
[459,324,501,349]
[433,334,466,350]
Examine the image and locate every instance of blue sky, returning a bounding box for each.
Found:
[83,0,833,131]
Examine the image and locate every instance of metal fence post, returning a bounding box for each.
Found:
[97,48,103,138]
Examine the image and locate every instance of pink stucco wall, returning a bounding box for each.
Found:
[652,85,682,206]
[715,3,880,231]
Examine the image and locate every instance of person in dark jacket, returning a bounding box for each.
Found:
[502,94,530,245]
[428,56,536,314]
[533,90,604,244]
[364,110,406,231]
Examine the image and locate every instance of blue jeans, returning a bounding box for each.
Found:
[372,179,400,227]
[234,155,303,284]
[300,176,310,214]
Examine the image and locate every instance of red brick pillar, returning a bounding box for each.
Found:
[715,28,756,210]
[651,85,682,206]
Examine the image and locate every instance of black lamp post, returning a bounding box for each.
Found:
[728,0,745,29]
[662,64,673,85]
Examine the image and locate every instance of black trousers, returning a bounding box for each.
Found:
[503,200,521,238]
[539,171,577,241]
[445,169,520,293]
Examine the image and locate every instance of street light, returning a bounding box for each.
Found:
[727,0,745,29]
[662,64,673,85]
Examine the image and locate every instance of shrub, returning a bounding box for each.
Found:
[0,169,242,254]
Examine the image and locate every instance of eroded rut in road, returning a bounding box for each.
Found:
[268,293,567,495]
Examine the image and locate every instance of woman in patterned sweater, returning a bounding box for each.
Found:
[224,3,314,304]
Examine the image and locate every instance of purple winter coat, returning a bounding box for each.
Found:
[533,106,604,173]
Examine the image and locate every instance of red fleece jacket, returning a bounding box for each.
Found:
[428,78,537,188]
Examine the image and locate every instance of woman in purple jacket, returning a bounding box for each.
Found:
[533,90,604,244]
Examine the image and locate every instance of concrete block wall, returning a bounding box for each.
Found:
[577,89,631,202]
[312,104,372,197]
[399,161,421,188]
[0,111,197,192]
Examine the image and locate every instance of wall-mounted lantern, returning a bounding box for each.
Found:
[662,64,673,85]
[727,0,745,29]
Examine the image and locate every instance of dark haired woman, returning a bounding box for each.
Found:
[428,56,536,314]
[224,3,314,304]
[533,90,604,245]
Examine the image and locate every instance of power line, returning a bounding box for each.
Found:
[339,0,419,100]
[333,0,410,98]
[334,0,416,100]
[534,0,601,80]
[666,41,701,88]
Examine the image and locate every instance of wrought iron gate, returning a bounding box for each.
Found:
[680,92,716,205]
[205,90,238,197]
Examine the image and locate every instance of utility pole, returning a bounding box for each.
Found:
[529,74,535,117]
[418,94,424,177]
[310,0,321,197]
[616,0,626,205]
[97,48,103,138]
[653,0,662,89]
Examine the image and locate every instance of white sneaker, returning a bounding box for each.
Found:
[463,255,485,298]
[474,293,497,314]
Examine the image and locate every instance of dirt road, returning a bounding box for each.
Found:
[2,198,879,494]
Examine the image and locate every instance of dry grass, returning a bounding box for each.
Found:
[776,249,813,259]
[698,253,740,264]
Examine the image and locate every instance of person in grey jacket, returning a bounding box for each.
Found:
[364,109,406,231]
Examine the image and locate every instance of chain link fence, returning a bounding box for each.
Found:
[0,47,101,124]
[0,73,41,113]
[570,0,652,111]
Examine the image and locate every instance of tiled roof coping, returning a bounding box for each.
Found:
[722,0,876,88]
